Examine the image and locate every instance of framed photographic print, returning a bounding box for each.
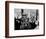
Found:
[5,1,45,38]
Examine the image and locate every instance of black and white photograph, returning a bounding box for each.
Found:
[5,1,45,38]
[14,9,39,30]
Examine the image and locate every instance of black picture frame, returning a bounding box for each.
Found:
[5,1,45,38]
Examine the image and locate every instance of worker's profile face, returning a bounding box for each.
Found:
[31,16,35,22]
